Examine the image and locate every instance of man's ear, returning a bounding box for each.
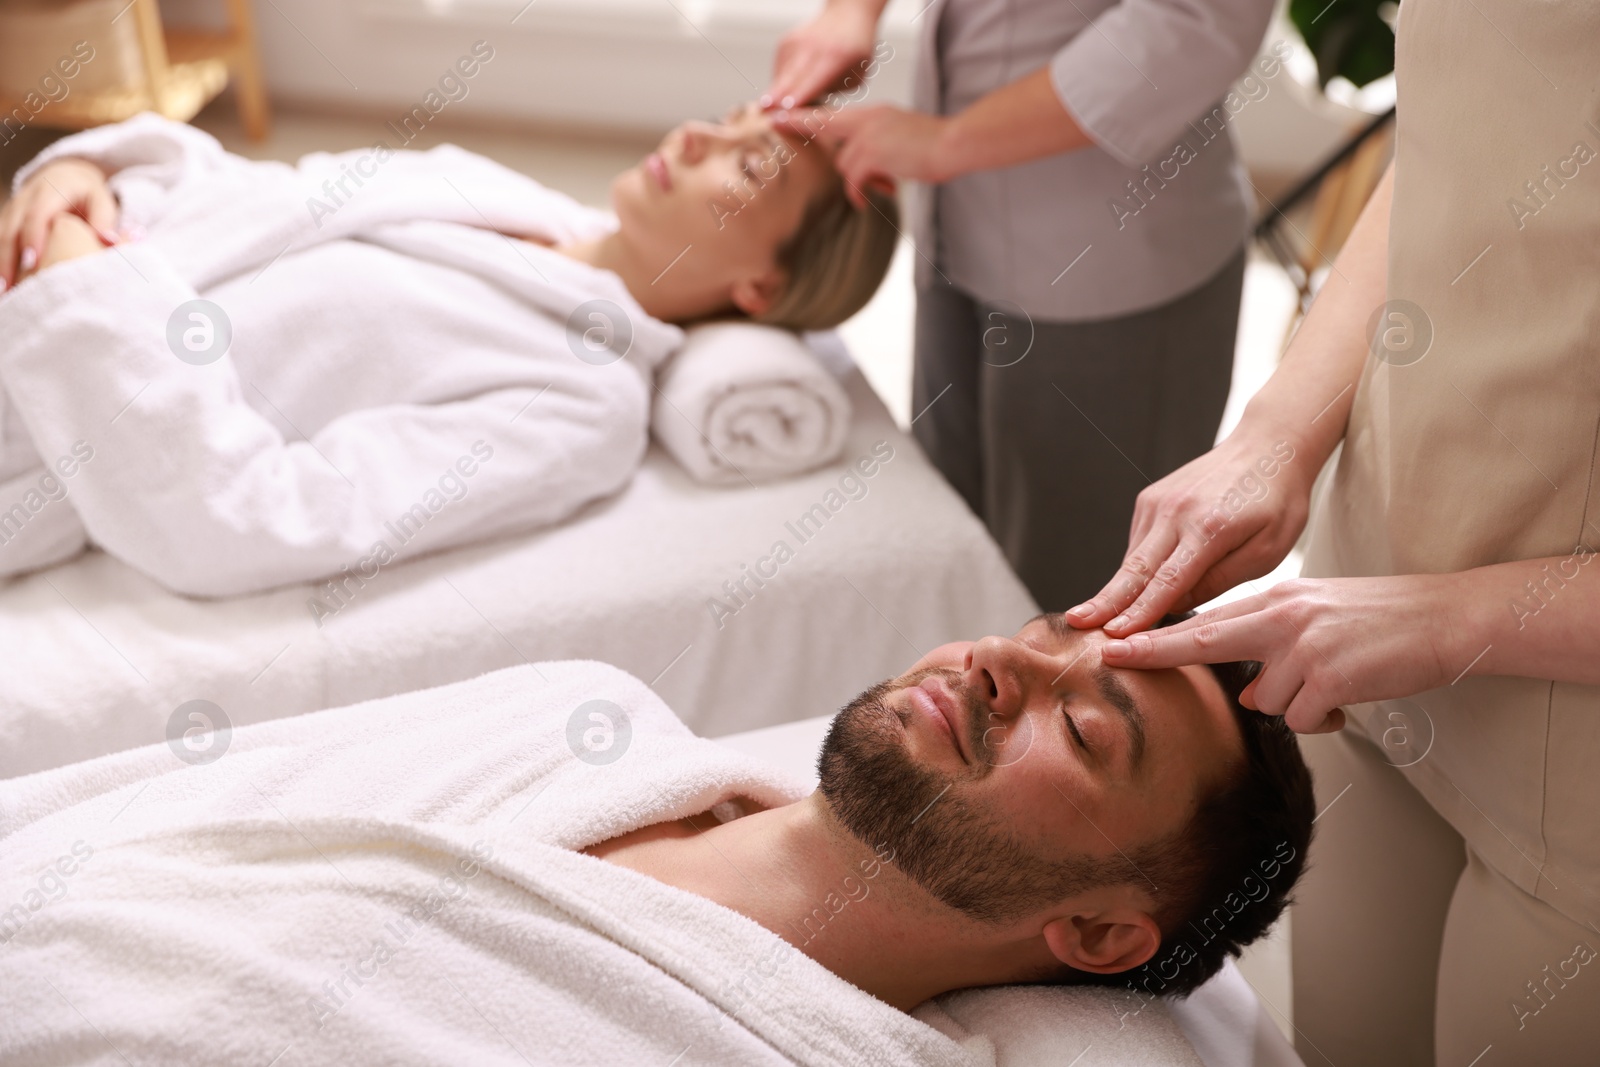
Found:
[728,267,787,318]
[1040,909,1160,974]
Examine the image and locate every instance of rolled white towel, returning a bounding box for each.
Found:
[651,321,852,486]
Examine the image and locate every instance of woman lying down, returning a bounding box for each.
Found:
[0,615,1314,1064]
[0,108,896,596]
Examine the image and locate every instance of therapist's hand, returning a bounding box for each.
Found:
[774,105,951,208]
[764,0,880,110]
[1067,428,1316,636]
[1099,573,1475,734]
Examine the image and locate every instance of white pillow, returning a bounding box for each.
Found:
[651,321,852,486]
[915,984,1206,1067]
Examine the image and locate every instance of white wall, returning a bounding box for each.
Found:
[177,0,1377,177]
[168,0,917,136]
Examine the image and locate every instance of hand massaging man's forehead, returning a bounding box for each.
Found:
[885,612,1243,869]
[820,609,1309,992]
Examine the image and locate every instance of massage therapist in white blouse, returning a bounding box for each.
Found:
[764,0,1276,611]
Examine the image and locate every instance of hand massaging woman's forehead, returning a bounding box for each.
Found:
[608,103,898,330]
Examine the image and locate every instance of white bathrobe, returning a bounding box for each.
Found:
[0,660,1226,1067]
[0,114,684,596]
[0,661,993,1066]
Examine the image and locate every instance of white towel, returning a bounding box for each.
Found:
[924,985,1204,1066]
[652,321,851,485]
[0,662,1206,1066]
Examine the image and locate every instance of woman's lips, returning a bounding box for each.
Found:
[645,152,672,192]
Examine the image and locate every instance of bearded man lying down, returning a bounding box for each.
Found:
[0,612,1312,1064]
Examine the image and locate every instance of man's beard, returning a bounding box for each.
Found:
[816,669,1130,926]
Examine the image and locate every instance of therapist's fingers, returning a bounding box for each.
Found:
[1073,515,1285,634]
[1065,525,1180,628]
[837,172,895,211]
[797,52,868,105]
[1123,506,1157,569]
[1311,707,1347,734]
[833,139,897,208]
[1106,502,1292,633]
[1249,672,1346,733]
[1068,485,1168,627]
[772,106,822,145]
[1284,689,1347,735]
[1239,658,1305,715]
[1234,656,1348,732]
[1102,528,1254,635]
[1238,673,1263,711]
[772,106,851,150]
[834,137,867,184]
[763,8,875,111]
[1099,610,1269,669]
[1165,527,1280,614]
[765,56,832,110]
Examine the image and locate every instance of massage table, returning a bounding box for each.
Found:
[718,714,1310,1067]
[0,334,1039,778]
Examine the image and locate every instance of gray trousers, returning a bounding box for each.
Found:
[911,248,1246,611]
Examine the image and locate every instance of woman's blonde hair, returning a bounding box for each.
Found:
[754,182,900,332]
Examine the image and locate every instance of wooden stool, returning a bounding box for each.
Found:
[0,0,270,142]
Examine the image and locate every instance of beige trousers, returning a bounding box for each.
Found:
[1292,730,1600,1067]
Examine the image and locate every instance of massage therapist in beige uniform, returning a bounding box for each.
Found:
[1067,3,1600,1064]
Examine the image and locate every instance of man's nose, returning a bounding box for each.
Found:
[963,635,1032,723]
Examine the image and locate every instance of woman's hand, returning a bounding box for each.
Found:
[774,105,951,207]
[1099,573,1478,734]
[0,157,120,291]
[764,0,881,110]
[35,214,107,277]
[1067,166,1397,637]
[1066,427,1316,637]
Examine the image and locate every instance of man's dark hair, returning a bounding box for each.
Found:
[1051,611,1316,998]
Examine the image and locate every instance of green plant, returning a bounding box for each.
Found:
[1287,0,1397,88]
